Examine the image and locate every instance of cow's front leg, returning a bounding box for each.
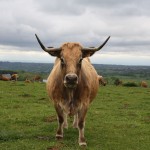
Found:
[73,113,78,128]
[63,112,68,129]
[78,106,88,146]
[54,104,64,139]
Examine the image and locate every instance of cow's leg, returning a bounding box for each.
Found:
[78,106,88,146]
[63,112,68,129]
[54,104,64,139]
[73,113,78,128]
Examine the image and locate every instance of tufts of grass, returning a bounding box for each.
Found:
[0,81,150,150]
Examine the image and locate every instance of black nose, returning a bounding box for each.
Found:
[65,74,78,84]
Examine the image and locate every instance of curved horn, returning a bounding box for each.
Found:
[35,34,61,52]
[82,36,110,51]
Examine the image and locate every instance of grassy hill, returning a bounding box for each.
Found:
[1,62,150,79]
[0,81,149,150]
[0,62,53,73]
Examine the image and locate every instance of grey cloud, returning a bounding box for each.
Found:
[74,0,129,7]
[74,0,150,17]
[34,0,85,16]
[0,0,150,57]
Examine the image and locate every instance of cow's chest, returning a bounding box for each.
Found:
[59,99,81,116]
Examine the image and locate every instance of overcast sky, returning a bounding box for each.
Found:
[0,0,150,66]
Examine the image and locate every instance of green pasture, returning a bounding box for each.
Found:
[0,81,149,150]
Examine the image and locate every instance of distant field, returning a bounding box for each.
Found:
[1,62,150,80]
[0,81,150,150]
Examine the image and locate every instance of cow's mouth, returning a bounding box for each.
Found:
[64,73,78,89]
[64,83,77,89]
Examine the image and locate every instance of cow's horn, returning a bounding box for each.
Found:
[82,36,110,51]
[35,34,61,52]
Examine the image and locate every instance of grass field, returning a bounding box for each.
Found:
[0,81,150,150]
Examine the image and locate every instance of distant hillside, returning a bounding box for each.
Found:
[0,61,150,79]
[94,64,150,79]
[0,62,53,73]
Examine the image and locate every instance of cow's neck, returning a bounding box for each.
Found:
[65,88,75,104]
[65,88,77,115]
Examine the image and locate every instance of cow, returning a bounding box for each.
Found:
[0,74,11,81]
[25,78,31,83]
[35,34,110,146]
[114,78,123,86]
[98,75,107,86]
[33,75,42,82]
[11,74,19,81]
[140,81,148,88]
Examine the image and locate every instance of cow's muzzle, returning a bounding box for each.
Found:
[64,73,78,88]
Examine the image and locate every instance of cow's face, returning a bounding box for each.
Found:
[60,43,83,88]
[35,34,110,89]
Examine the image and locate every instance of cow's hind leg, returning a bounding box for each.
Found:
[78,106,88,146]
[54,104,64,139]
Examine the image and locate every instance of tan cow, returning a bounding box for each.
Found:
[11,74,19,81]
[25,78,31,83]
[98,75,107,86]
[140,81,148,88]
[33,75,42,82]
[35,34,110,146]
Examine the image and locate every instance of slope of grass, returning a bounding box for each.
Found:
[0,81,150,150]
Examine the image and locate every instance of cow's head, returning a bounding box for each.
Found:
[35,34,110,89]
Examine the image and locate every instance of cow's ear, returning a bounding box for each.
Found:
[47,50,61,58]
[35,34,61,58]
[82,50,96,58]
[82,36,110,58]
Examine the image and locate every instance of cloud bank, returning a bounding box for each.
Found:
[0,0,150,65]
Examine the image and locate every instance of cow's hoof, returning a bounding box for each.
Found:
[56,134,63,140]
[79,142,87,146]
[79,137,87,146]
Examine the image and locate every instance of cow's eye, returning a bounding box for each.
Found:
[60,57,65,65]
[78,57,83,64]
